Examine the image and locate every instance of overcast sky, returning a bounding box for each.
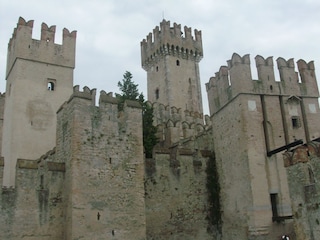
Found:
[1,0,320,114]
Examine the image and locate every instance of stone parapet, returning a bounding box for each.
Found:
[141,19,203,71]
[6,17,76,78]
[206,53,319,115]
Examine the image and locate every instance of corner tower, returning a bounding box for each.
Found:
[2,17,76,187]
[206,53,320,239]
[141,20,203,113]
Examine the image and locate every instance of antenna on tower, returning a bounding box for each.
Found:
[162,11,165,20]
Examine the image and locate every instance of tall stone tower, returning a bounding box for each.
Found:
[2,17,76,187]
[141,20,203,114]
[206,53,320,239]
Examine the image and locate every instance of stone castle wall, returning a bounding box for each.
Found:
[0,156,65,240]
[0,85,217,240]
[145,129,215,239]
[211,92,295,239]
[0,86,147,239]
[56,86,146,239]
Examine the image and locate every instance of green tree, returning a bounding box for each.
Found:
[117,71,143,110]
[117,71,140,101]
[117,71,157,158]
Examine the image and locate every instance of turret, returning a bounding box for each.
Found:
[141,20,203,114]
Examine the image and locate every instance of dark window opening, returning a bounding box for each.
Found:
[176,60,180,66]
[40,175,44,190]
[156,66,158,72]
[291,116,301,129]
[155,89,159,99]
[270,85,273,91]
[270,193,278,221]
[48,81,55,91]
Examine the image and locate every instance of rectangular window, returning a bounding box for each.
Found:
[291,116,301,129]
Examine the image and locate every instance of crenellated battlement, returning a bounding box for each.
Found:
[6,17,77,78]
[57,85,96,114]
[141,19,203,71]
[70,85,97,104]
[40,23,56,42]
[151,102,204,125]
[150,101,210,146]
[57,85,142,127]
[206,53,319,115]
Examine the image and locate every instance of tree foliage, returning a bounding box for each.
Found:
[117,71,140,101]
[117,71,158,158]
[117,71,142,110]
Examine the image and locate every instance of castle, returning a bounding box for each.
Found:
[0,17,320,240]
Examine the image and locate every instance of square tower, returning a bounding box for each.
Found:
[2,17,76,187]
[141,20,203,114]
[206,53,320,239]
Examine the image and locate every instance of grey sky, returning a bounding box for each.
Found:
[1,0,320,114]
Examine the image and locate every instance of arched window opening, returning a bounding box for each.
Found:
[47,78,56,91]
[176,60,180,66]
[155,89,159,99]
